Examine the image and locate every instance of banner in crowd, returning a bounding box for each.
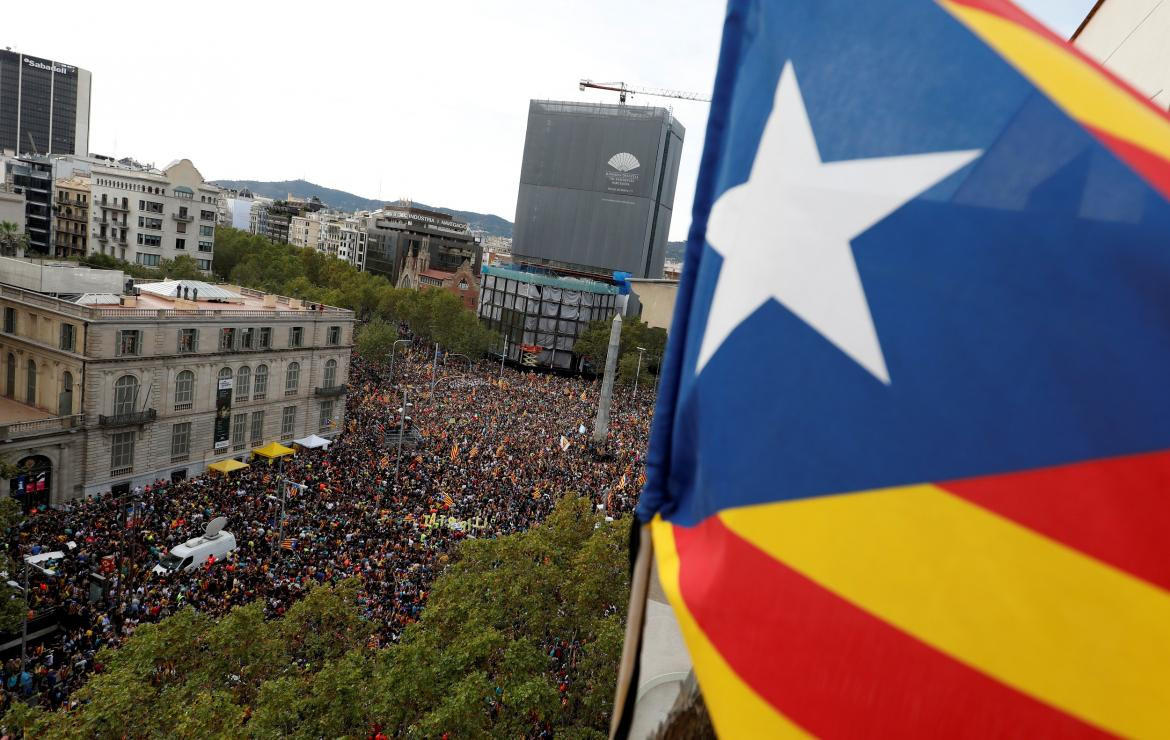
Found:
[418,512,493,532]
[213,377,233,451]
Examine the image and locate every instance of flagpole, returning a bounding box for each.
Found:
[394,388,408,488]
[609,519,654,740]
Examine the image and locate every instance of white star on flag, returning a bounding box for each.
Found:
[697,62,981,383]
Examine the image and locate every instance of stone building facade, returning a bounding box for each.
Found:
[0,268,354,504]
[88,158,219,271]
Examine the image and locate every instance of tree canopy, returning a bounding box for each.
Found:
[4,496,628,738]
[215,228,498,358]
[0,497,26,633]
[69,228,502,361]
[574,316,667,380]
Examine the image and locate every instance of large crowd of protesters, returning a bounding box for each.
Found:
[0,345,655,715]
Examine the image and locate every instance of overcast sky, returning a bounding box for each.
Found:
[8,0,1095,240]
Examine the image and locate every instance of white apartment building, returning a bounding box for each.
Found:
[287,211,367,270]
[88,159,220,271]
[218,188,256,231]
[288,213,322,250]
[338,215,367,269]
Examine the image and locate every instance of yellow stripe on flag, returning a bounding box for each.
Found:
[651,517,809,739]
[719,485,1170,738]
[939,1,1170,163]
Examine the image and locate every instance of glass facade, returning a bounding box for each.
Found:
[0,51,88,156]
[0,53,19,154]
[477,268,621,370]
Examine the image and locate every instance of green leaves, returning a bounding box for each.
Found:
[2,499,630,737]
[575,316,667,380]
[213,227,502,360]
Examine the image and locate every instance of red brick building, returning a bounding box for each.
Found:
[398,245,479,310]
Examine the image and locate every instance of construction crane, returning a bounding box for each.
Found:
[579,79,711,104]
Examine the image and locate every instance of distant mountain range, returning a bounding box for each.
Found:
[665,241,686,263]
[212,179,514,238]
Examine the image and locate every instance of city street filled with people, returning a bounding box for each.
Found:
[0,346,655,714]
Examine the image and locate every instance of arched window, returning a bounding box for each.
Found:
[323,359,337,388]
[175,370,194,410]
[60,371,74,416]
[218,367,232,383]
[285,362,300,394]
[253,364,268,400]
[236,366,251,401]
[26,360,37,405]
[113,375,138,416]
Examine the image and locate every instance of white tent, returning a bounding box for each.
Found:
[292,434,332,450]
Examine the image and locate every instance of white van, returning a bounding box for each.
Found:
[153,517,237,575]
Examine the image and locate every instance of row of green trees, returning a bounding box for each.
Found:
[76,252,206,281]
[4,496,629,737]
[573,316,668,386]
[216,228,501,359]
[70,229,499,360]
[74,228,667,373]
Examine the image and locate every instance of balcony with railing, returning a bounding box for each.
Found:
[172,212,193,223]
[0,414,85,441]
[98,409,157,428]
[314,385,347,398]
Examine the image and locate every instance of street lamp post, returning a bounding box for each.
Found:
[430,343,439,394]
[499,332,509,380]
[387,339,412,384]
[19,554,29,677]
[394,390,413,487]
[268,479,305,555]
[634,346,647,399]
[446,354,473,373]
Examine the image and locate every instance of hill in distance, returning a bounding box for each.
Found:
[213,179,514,238]
[665,241,686,263]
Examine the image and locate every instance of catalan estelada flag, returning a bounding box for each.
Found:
[623,1,1170,737]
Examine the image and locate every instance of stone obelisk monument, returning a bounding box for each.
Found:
[593,312,622,446]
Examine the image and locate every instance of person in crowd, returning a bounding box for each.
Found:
[0,345,655,712]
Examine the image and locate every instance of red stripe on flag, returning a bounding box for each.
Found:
[942,0,1170,201]
[673,516,1108,738]
[940,448,1170,592]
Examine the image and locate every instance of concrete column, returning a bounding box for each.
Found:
[592,313,622,445]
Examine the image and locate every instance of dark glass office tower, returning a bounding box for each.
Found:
[6,156,53,254]
[512,100,684,280]
[0,50,91,156]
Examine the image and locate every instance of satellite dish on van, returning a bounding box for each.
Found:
[204,516,227,539]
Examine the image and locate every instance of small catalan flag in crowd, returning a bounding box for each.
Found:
[280,538,296,552]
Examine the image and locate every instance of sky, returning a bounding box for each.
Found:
[8,0,1096,241]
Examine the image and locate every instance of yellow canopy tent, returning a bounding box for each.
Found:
[207,458,249,475]
[252,441,296,460]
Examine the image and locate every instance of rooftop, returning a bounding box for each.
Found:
[138,280,241,302]
[1,281,351,322]
[481,264,620,294]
